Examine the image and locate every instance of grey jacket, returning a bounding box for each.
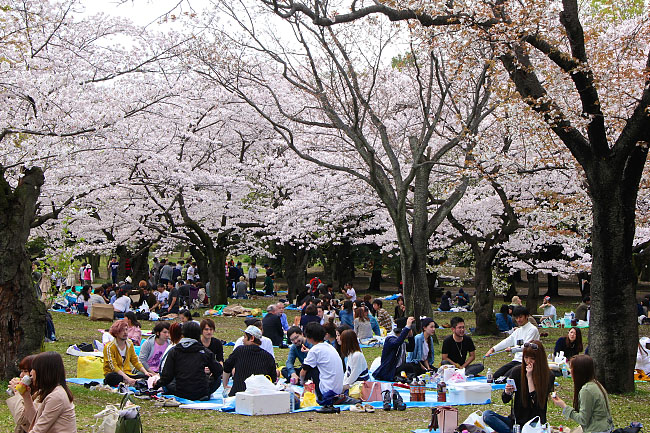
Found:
[138,335,169,370]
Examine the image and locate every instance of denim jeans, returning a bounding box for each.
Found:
[483,410,514,433]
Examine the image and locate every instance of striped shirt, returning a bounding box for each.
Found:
[223,344,277,396]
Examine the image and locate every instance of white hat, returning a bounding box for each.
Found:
[242,325,262,340]
[125,276,132,283]
[86,264,91,268]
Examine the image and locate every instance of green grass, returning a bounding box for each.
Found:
[2,296,650,432]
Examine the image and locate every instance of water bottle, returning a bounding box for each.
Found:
[486,368,493,383]
[288,385,295,412]
[513,423,521,433]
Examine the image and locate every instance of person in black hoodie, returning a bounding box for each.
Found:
[155,321,222,401]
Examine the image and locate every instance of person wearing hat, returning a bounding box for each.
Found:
[540,296,557,322]
[222,325,277,397]
[441,316,484,376]
[83,263,93,286]
[406,317,437,375]
[233,318,275,357]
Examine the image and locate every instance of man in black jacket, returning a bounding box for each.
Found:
[223,326,277,396]
[262,304,285,346]
[155,322,222,400]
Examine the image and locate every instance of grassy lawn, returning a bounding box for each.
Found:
[2,295,649,432]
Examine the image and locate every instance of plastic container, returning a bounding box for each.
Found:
[447,382,492,404]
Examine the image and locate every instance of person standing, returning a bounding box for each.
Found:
[441,316,484,376]
[83,264,93,286]
[108,257,119,285]
[187,262,196,282]
[159,260,173,286]
[263,272,275,296]
[248,262,258,293]
[551,355,614,433]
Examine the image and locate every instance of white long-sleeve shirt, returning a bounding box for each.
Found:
[343,351,369,386]
[493,321,540,363]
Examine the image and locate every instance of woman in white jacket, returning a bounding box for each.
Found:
[340,330,369,390]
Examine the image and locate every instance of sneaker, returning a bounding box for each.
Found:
[382,390,392,411]
[392,390,406,411]
[315,405,340,414]
[363,404,375,413]
[349,403,365,413]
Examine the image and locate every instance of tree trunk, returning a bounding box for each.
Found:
[0,167,47,379]
[473,252,498,335]
[282,243,309,303]
[545,274,559,297]
[526,272,539,315]
[116,245,130,283]
[334,239,355,288]
[505,274,518,301]
[130,246,150,285]
[206,247,227,306]
[368,245,383,291]
[587,166,639,394]
[85,254,100,280]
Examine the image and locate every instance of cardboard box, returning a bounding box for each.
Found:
[235,390,291,415]
[90,304,114,321]
[447,382,492,405]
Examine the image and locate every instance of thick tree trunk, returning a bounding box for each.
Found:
[473,252,498,335]
[206,247,227,306]
[282,243,309,303]
[526,272,539,315]
[368,245,383,291]
[116,246,130,283]
[587,167,639,394]
[334,239,355,288]
[545,274,559,297]
[0,167,47,379]
[505,275,518,301]
[85,254,100,280]
[130,246,150,285]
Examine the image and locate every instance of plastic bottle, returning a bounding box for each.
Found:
[410,378,418,402]
[513,424,521,433]
[420,379,426,401]
[288,385,295,412]
[486,368,493,383]
[437,380,447,402]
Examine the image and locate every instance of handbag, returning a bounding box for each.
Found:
[361,381,385,402]
[428,406,459,433]
[92,404,119,433]
[115,393,143,433]
[521,416,548,433]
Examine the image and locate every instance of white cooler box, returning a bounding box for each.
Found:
[235,390,291,415]
[448,382,492,405]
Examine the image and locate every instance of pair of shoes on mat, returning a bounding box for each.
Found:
[315,405,340,414]
[382,389,406,411]
[154,397,180,407]
[350,403,375,413]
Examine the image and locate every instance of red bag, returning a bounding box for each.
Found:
[361,381,384,402]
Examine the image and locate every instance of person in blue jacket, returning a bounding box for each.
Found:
[338,300,354,327]
[406,317,436,375]
[496,304,515,333]
[373,316,415,381]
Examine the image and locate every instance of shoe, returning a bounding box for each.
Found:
[315,405,340,413]
[363,404,375,413]
[392,390,406,411]
[382,390,392,411]
[350,403,365,412]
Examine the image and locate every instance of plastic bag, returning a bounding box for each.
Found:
[522,416,548,433]
[301,391,317,408]
[77,356,105,379]
[244,374,277,394]
[93,404,119,433]
[463,410,494,433]
[349,382,362,399]
[448,370,467,383]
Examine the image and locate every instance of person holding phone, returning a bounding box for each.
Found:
[483,340,554,433]
[551,355,614,433]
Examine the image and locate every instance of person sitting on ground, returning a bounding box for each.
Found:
[373,316,416,381]
[539,296,558,322]
[300,322,353,413]
[123,312,142,346]
[323,321,338,348]
[77,286,91,313]
[496,304,515,333]
[406,317,437,375]
[143,286,157,310]
[200,318,224,364]
[6,355,36,433]
[439,291,452,312]
[235,276,247,299]
[554,327,583,361]
[159,322,183,372]
[282,326,314,382]
[223,326,277,397]
[300,303,322,329]
[112,288,132,318]
[372,299,393,331]
[234,318,275,358]
[167,281,180,314]
[484,306,540,380]
[87,287,106,314]
[342,282,356,302]
[179,309,199,324]
[455,289,470,307]
[262,304,285,347]
[152,283,169,313]
[138,322,170,374]
[394,296,406,319]
[635,337,650,375]
[155,322,222,401]
[441,316,484,376]
[19,352,76,433]
[103,320,153,387]
[353,307,373,341]
[511,295,523,307]
[552,355,614,433]
[340,329,369,390]
[575,296,591,322]
[277,302,290,331]
[483,340,554,433]
[338,300,354,328]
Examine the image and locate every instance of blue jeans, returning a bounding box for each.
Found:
[483,410,514,433]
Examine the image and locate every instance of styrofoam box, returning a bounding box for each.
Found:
[235,391,291,415]
[447,382,492,405]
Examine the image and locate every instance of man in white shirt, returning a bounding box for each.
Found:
[539,296,557,322]
[301,322,347,413]
[233,318,275,358]
[152,283,169,312]
[342,282,357,302]
[187,263,196,282]
[484,306,540,380]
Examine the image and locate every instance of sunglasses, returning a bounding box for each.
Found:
[523,342,539,350]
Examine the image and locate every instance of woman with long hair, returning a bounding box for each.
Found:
[554,327,583,360]
[20,352,76,432]
[483,340,554,433]
[353,307,373,340]
[7,355,37,433]
[340,329,369,390]
[496,304,515,333]
[552,355,614,433]
[124,311,142,346]
[339,300,354,327]
[394,296,406,318]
